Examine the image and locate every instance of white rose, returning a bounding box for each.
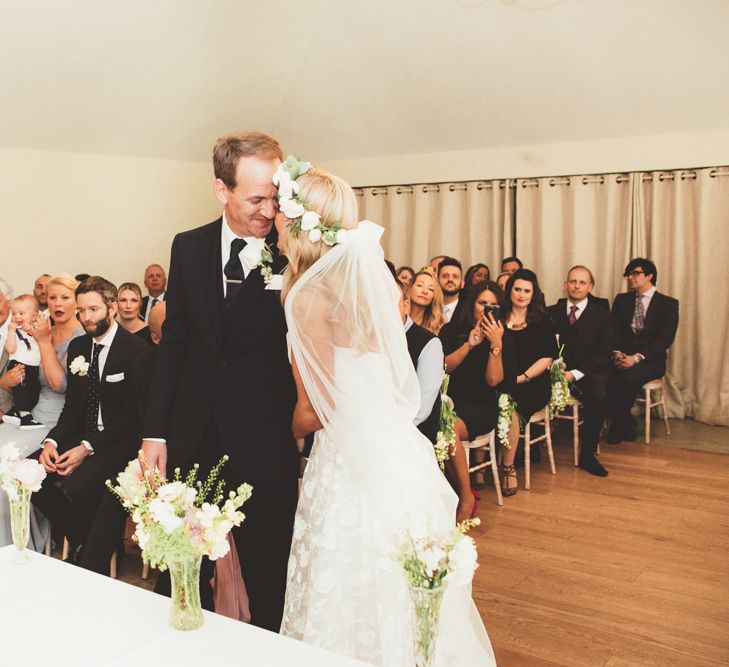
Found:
[335,228,349,244]
[239,238,266,271]
[300,210,320,231]
[277,173,300,199]
[446,536,479,586]
[70,355,89,376]
[149,498,184,533]
[11,459,47,492]
[280,196,306,219]
[308,228,322,243]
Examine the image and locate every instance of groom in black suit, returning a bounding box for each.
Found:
[31,277,152,558]
[607,258,679,443]
[141,131,298,632]
[548,266,613,477]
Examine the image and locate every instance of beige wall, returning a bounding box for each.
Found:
[0,147,220,296]
[319,129,729,187]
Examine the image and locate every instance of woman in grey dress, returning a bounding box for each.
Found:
[0,274,83,549]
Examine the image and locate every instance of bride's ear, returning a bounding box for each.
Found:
[214,179,229,206]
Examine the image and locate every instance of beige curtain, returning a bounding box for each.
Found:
[636,168,729,424]
[514,175,632,306]
[357,181,513,273]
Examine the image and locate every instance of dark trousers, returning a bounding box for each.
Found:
[606,362,662,435]
[154,419,298,632]
[8,360,40,412]
[573,374,607,457]
[30,443,136,547]
[80,490,129,576]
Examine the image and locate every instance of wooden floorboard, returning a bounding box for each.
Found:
[473,426,729,666]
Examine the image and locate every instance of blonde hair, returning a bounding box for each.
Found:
[118,282,143,301]
[280,168,359,303]
[411,267,446,335]
[11,294,40,312]
[47,273,80,294]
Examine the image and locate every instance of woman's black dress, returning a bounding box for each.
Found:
[505,318,558,421]
[439,322,515,438]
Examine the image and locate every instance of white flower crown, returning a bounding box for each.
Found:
[273,156,349,246]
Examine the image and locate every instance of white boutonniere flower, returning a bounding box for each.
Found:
[70,355,89,376]
[238,238,275,284]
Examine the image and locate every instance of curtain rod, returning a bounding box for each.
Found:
[353,167,729,195]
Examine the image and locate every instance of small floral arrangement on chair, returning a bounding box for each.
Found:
[549,344,570,418]
[396,519,481,667]
[434,375,457,469]
[496,393,518,449]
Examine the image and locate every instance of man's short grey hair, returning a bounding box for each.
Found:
[0,278,14,300]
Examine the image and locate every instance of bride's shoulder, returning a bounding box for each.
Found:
[290,282,331,318]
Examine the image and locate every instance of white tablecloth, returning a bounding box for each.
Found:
[0,546,371,666]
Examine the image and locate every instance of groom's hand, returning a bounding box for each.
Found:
[139,440,168,484]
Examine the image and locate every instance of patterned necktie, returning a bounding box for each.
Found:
[150,297,159,309]
[568,305,578,326]
[224,238,247,305]
[631,293,646,334]
[84,343,104,437]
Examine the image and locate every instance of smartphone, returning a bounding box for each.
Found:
[484,304,501,321]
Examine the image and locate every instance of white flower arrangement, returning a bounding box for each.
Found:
[70,355,89,376]
[0,442,47,502]
[273,155,348,247]
[396,518,481,590]
[549,344,570,418]
[496,392,518,449]
[107,455,252,571]
[239,237,275,284]
[434,375,457,469]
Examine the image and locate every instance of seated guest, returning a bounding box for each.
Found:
[409,267,446,335]
[500,269,557,495]
[82,297,167,575]
[2,295,44,429]
[429,255,446,271]
[440,282,514,492]
[607,258,679,443]
[399,284,475,523]
[548,266,613,476]
[118,282,153,345]
[464,263,490,291]
[0,274,84,550]
[140,263,167,323]
[0,278,14,419]
[30,277,152,562]
[74,273,91,283]
[496,272,510,292]
[438,257,464,323]
[396,265,415,288]
[501,256,523,276]
[33,274,51,316]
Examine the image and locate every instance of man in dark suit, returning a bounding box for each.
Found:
[549,266,613,477]
[140,131,298,632]
[31,277,152,560]
[139,264,167,323]
[607,258,679,443]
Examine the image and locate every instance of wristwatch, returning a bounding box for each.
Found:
[490,347,501,356]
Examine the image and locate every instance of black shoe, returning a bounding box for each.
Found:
[606,424,624,444]
[19,414,45,430]
[1,408,21,426]
[64,543,84,566]
[579,454,608,477]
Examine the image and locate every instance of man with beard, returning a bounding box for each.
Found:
[30,276,152,562]
[438,256,464,323]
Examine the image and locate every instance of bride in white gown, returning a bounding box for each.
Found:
[275,162,496,666]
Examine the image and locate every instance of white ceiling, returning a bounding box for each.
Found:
[0,0,727,164]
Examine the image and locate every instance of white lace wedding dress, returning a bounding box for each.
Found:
[280,221,496,667]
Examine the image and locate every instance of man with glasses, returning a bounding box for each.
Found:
[606,258,679,444]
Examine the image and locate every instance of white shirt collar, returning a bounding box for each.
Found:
[148,291,165,301]
[638,285,657,300]
[94,320,118,347]
[566,296,589,314]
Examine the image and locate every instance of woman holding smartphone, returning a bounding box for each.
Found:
[439,281,515,487]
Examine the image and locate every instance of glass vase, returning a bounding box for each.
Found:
[409,584,446,667]
[9,485,31,564]
[168,555,204,630]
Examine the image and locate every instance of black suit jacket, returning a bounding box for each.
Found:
[47,326,152,453]
[140,294,166,322]
[588,294,610,311]
[143,218,297,486]
[548,299,613,380]
[611,290,679,375]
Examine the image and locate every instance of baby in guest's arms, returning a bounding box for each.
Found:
[2,294,44,430]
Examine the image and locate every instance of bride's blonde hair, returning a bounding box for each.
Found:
[280,167,359,302]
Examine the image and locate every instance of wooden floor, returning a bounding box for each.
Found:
[472,423,729,667]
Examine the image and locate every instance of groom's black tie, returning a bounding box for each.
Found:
[84,342,104,437]
[225,238,247,306]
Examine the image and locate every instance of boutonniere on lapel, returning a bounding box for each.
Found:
[239,238,274,285]
[70,355,89,376]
